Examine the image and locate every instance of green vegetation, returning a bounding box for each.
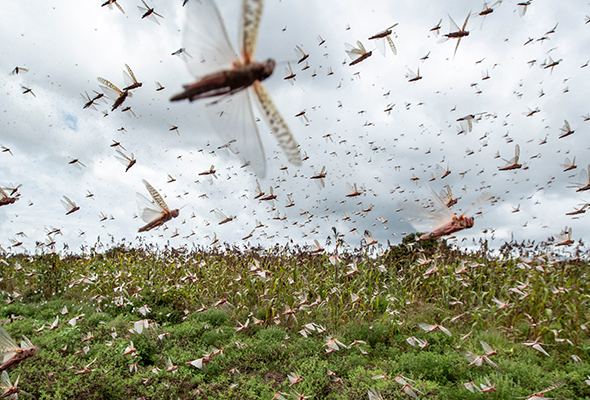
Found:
[1,239,590,399]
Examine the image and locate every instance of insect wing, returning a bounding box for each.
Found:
[368,388,384,400]
[183,0,240,79]
[405,68,418,80]
[0,187,8,199]
[251,81,302,168]
[480,340,494,354]
[61,196,75,212]
[142,180,169,212]
[393,375,411,386]
[0,328,18,356]
[114,1,125,13]
[418,322,436,332]
[461,12,471,31]
[386,36,397,55]
[20,336,33,350]
[427,187,457,230]
[401,385,420,399]
[345,42,364,60]
[1,371,11,390]
[514,144,520,162]
[356,40,367,53]
[97,78,122,100]
[213,208,228,222]
[203,89,266,177]
[115,150,131,165]
[136,193,164,223]
[464,351,481,364]
[294,45,306,60]
[374,38,387,56]
[459,192,492,218]
[239,0,264,63]
[123,64,138,87]
[448,14,461,32]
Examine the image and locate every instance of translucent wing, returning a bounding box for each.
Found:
[115,150,131,165]
[514,144,520,162]
[213,209,227,221]
[251,81,302,168]
[0,187,8,199]
[124,64,138,87]
[459,192,492,218]
[418,322,436,332]
[580,168,589,185]
[202,89,266,177]
[405,68,418,80]
[1,371,11,389]
[20,336,33,350]
[368,387,384,400]
[239,0,264,63]
[345,42,364,59]
[97,77,123,100]
[461,350,479,363]
[142,179,169,212]
[61,196,76,211]
[448,14,460,32]
[386,36,397,55]
[374,38,387,56]
[427,187,457,230]
[461,13,470,31]
[356,40,366,53]
[480,340,494,354]
[0,327,18,353]
[183,0,240,79]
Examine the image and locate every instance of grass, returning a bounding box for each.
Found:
[1,236,590,399]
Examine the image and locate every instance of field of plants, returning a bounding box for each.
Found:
[1,237,590,399]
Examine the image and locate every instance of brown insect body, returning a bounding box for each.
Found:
[0,194,17,207]
[0,347,36,372]
[66,206,80,215]
[123,82,142,91]
[498,163,522,171]
[137,180,180,232]
[125,160,136,172]
[445,31,469,39]
[171,61,274,102]
[420,216,474,241]
[369,30,393,40]
[138,209,179,232]
[111,90,129,111]
[349,52,372,66]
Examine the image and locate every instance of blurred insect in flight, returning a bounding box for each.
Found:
[97,77,129,111]
[61,196,80,215]
[568,166,590,192]
[137,180,180,232]
[115,150,136,172]
[0,187,18,207]
[10,67,28,75]
[345,40,372,66]
[402,187,492,241]
[368,23,398,56]
[170,0,301,178]
[137,0,163,24]
[310,166,327,189]
[441,13,471,57]
[1,370,33,399]
[102,0,124,13]
[498,144,522,170]
[0,327,36,371]
[554,226,574,246]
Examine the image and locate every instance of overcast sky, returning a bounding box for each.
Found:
[1,0,589,255]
